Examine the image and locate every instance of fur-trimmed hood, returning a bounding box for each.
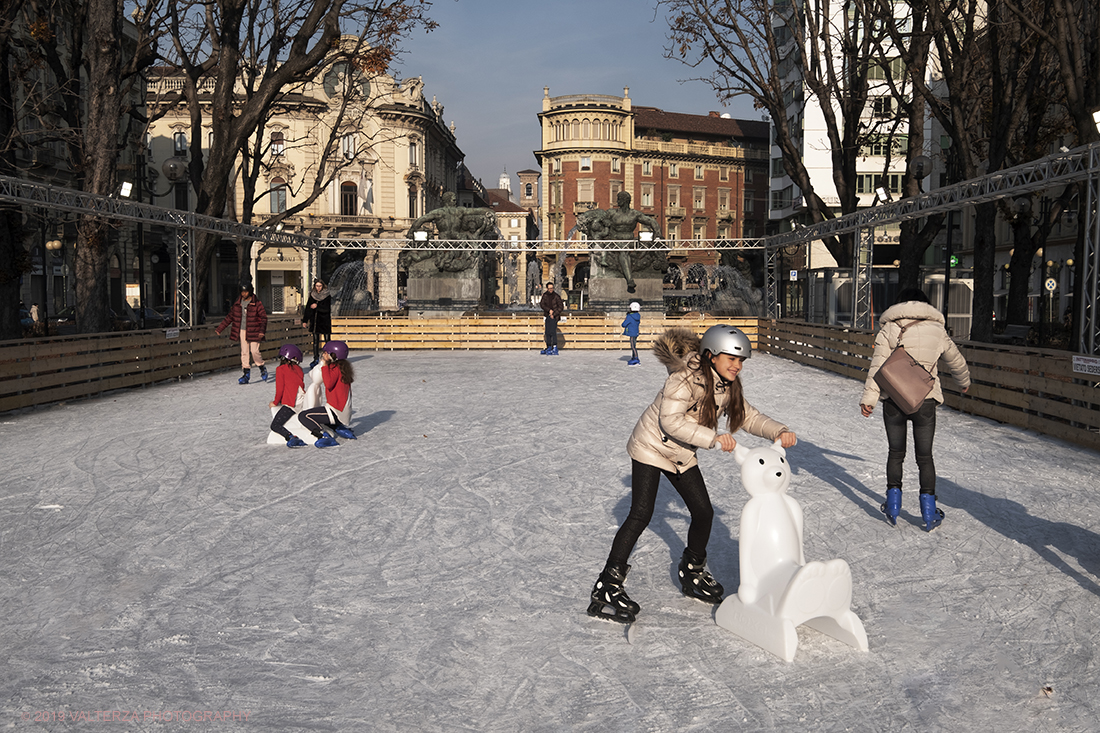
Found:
[653,327,701,375]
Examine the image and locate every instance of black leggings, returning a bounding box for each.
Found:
[883,399,937,494]
[270,405,296,440]
[607,460,714,567]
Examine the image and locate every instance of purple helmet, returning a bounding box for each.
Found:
[278,343,303,362]
[322,340,349,360]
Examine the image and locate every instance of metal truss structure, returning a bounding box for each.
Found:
[311,236,768,252]
[0,176,312,327]
[763,141,1100,355]
[2,139,1098,353]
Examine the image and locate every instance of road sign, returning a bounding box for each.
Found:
[1045,278,1057,292]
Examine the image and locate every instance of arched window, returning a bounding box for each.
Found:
[571,120,580,139]
[524,183,533,197]
[270,177,287,214]
[271,131,284,157]
[340,182,358,215]
[582,119,590,139]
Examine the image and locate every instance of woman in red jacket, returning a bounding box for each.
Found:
[215,283,269,384]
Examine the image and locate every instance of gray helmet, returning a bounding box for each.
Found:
[699,324,752,360]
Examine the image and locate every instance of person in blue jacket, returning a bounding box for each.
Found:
[622,302,641,365]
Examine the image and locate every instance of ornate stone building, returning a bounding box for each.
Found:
[147,57,463,314]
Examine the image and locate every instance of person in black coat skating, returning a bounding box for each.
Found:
[301,278,332,368]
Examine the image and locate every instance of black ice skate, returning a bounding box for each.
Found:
[588,562,639,624]
[678,549,724,604]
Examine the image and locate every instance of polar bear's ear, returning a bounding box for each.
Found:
[734,442,749,466]
[772,438,786,457]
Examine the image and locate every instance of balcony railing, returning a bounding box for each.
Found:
[634,139,769,160]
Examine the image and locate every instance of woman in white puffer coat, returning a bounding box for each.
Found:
[587,325,796,625]
[860,288,970,532]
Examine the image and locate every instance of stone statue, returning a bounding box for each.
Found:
[403,192,499,275]
[576,191,665,293]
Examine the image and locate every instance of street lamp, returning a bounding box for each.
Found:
[46,236,63,316]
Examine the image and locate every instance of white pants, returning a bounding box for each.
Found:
[240,339,265,370]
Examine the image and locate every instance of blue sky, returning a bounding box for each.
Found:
[396,0,762,194]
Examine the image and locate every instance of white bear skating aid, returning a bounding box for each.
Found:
[714,439,868,661]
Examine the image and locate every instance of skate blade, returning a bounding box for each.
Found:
[587,601,635,625]
[680,588,723,605]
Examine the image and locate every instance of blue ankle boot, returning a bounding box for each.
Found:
[881,487,902,526]
[919,493,944,532]
[314,433,339,448]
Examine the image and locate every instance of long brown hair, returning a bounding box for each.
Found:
[697,353,746,433]
[332,358,355,385]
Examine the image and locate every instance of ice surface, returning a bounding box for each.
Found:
[2,350,1099,731]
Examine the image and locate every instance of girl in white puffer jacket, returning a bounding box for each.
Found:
[587,325,797,624]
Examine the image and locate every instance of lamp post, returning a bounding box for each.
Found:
[135,152,148,328]
[38,208,49,333]
[46,235,63,316]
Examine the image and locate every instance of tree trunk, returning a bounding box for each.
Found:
[0,206,25,340]
[970,203,999,342]
[1005,220,1038,325]
[74,0,124,333]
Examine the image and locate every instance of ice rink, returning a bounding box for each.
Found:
[2,348,1099,731]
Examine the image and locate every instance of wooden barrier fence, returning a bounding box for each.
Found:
[759,319,1100,452]
[331,314,754,351]
[3,315,1097,453]
[0,317,304,413]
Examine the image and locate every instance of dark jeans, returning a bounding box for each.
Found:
[883,399,938,494]
[607,461,714,567]
[544,316,559,348]
[310,330,331,360]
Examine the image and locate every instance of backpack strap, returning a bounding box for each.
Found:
[891,319,917,350]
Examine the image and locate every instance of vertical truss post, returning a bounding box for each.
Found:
[854,227,875,330]
[174,212,196,328]
[765,241,780,319]
[1081,163,1100,355]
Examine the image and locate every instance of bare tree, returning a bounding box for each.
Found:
[232,45,407,282]
[0,0,30,339]
[899,0,1062,340]
[661,0,885,267]
[863,0,945,291]
[1005,0,1100,345]
[3,0,162,334]
[153,0,434,318]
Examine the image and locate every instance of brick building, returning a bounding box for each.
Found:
[534,87,769,296]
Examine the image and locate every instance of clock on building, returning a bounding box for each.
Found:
[323,62,371,98]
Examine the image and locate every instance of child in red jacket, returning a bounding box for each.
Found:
[297,340,356,448]
[269,344,306,447]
